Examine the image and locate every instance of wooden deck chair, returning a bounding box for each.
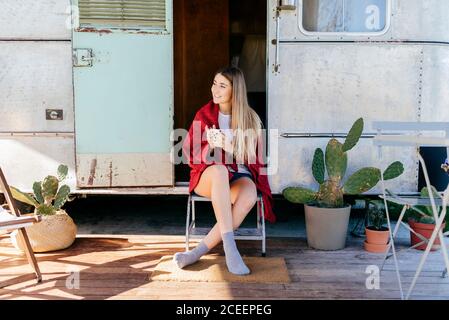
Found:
[0,167,42,287]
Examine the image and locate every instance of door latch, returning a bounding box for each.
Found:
[73,48,94,67]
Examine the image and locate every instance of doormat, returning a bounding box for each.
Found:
[150,255,291,283]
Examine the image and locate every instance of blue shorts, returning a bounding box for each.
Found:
[229,172,253,183]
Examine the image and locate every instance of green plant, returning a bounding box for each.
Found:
[10,164,71,216]
[408,186,448,225]
[283,118,405,208]
[366,201,387,231]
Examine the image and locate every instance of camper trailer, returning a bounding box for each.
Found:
[1,0,448,195]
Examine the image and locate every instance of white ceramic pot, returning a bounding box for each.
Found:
[304,204,351,251]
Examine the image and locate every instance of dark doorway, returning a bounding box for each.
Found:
[174,0,267,183]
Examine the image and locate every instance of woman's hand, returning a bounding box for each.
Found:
[205,125,218,148]
[205,125,233,153]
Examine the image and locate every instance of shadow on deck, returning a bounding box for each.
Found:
[0,234,448,300]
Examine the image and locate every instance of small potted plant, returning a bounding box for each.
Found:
[407,186,446,251]
[364,201,390,253]
[283,118,404,250]
[9,164,77,252]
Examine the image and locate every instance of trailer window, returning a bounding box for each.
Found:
[78,0,166,29]
[302,0,387,33]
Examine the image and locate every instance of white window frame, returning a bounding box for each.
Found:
[298,0,392,37]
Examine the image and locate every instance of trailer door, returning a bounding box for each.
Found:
[72,0,173,187]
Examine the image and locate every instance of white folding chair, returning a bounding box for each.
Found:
[185,193,266,256]
[373,121,449,300]
[0,167,42,287]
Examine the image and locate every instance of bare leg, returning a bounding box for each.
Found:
[174,165,257,274]
[201,177,257,249]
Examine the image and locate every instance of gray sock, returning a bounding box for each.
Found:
[222,231,250,275]
[173,241,210,269]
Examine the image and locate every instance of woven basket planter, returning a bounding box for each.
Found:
[11,210,77,253]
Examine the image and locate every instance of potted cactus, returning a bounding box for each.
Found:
[407,186,447,251]
[9,164,77,252]
[283,118,404,250]
[364,201,390,253]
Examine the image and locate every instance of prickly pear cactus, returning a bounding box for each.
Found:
[343,167,381,195]
[342,118,363,152]
[317,180,344,207]
[10,164,71,216]
[41,176,59,203]
[312,148,325,184]
[283,118,405,208]
[33,181,44,204]
[325,139,347,182]
[283,187,317,204]
[35,204,56,216]
[57,164,68,182]
[383,161,404,181]
[54,185,70,210]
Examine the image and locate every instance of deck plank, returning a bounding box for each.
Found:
[0,234,448,300]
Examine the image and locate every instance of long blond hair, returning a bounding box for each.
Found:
[215,67,262,164]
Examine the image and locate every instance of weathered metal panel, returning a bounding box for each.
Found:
[73,0,174,187]
[0,136,76,191]
[274,0,449,42]
[420,45,449,122]
[270,137,418,194]
[269,43,421,133]
[0,41,74,132]
[0,0,71,40]
[76,153,172,187]
[390,0,449,42]
[267,0,437,194]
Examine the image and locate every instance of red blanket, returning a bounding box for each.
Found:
[182,100,276,223]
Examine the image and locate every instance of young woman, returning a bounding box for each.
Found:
[174,66,276,275]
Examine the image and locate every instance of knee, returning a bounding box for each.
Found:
[238,190,258,213]
[208,165,228,179]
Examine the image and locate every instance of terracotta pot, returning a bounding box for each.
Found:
[408,219,446,251]
[304,204,351,251]
[364,227,389,253]
[11,210,77,253]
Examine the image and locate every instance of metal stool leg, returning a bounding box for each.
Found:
[260,198,266,257]
[185,195,191,252]
[192,199,196,229]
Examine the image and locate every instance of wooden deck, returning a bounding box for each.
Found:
[0,234,448,300]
